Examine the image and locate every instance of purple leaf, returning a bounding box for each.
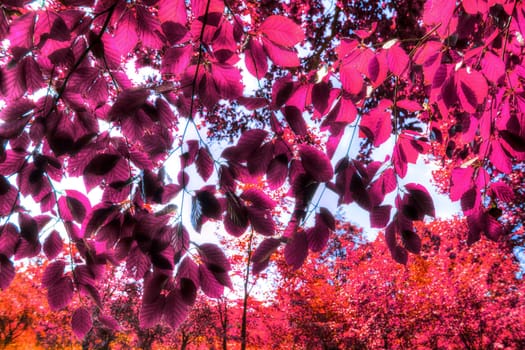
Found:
[81,204,118,239]
[252,238,281,274]
[0,255,15,290]
[224,129,268,162]
[241,188,276,210]
[43,230,63,260]
[306,222,330,252]
[247,207,275,236]
[162,21,189,45]
[370,205,392,228]
[467,212,483,245]
[71,307,92,340]
[224,193,249,237]
[284,231,308,269]
[196,147,214,181]
[42,260,66,288]
[298,145,333,182]
[198,190,222,219]
[0,182,18,217]
[140,294,166,328]
[405,183,436,219]
[491,181,515,202]
[312,82,331,114]
[47,276,74,311]
[460,187,478,213]
[350,172,371,210]
[484,213,503,241]
[99,314,120,331]
[0,224,20,257]
[266,156,288,189]
[14,239,41,259]
[402,230,421,254]
[83,154,120,176]
[58,190,90,223]
[245,38,268,79]
[163,289,189,330]
[198,243,231,272]
[161,46,192,75]
[199,264,224,298]
[282,105,307,136]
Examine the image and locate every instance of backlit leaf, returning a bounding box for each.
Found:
[260,15,304,47]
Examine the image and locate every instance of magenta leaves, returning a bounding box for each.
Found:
[0,0,523,339]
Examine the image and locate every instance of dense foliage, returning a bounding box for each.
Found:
[0,0,524,340]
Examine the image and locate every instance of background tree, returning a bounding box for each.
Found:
[273,218,525,349]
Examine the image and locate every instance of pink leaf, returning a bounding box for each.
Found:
[490,140,512,173]
[332,97,357,124]
[340,64,363,95]
[158,0,187,24]
[161,46,192,76]
[262,37,300,67]
[71,307,92,340]
[456,68,488,113]
[481,51,505,84]
[298,144,333,182]
[368,51,388,86]
[386,43,409,76]
[450,167,474,201]
[359,107,392,147]
[259,15,305,47]
[210,63,243,100]
[397,99,422,112]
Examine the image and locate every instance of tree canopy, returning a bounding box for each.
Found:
[0,0,524,340]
